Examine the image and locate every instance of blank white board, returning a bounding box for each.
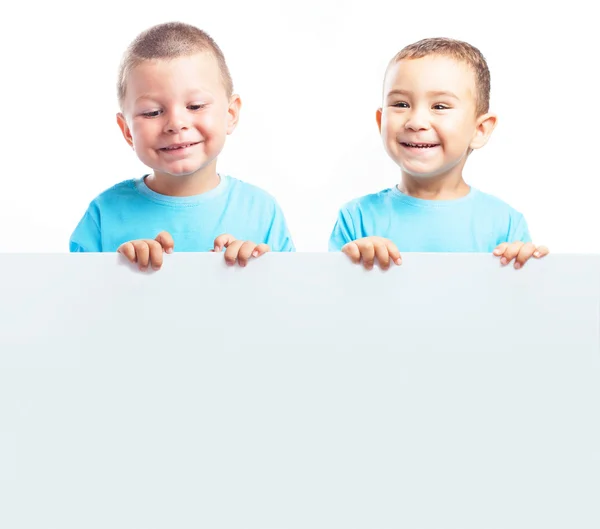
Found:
[1,253,599,528]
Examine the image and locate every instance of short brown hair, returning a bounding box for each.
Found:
[117,22,233,108]
[388,37,491,116]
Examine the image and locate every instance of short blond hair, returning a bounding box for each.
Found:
[117,22,233,108]
[388,37,491,116]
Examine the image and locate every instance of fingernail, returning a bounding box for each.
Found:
[152,265,160,271]
[493,250,500,255]
[166,248,173,254]
[396,258,402,265]
[514,262,521,270]
[252,250,259,257]
[534,251,540,257]
[501,257,508,265]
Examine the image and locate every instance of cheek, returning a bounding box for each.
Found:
[381,117,398,141]
[209,109,229,129]
[131,123,156,147]
[198,111,231,139]
[443,115,476,138]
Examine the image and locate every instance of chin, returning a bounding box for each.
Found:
[164,164,206,177]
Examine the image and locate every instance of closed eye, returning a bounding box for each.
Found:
[141,110,161,118]
[188,104,206,111]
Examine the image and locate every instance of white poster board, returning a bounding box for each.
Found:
[1,254,599,528]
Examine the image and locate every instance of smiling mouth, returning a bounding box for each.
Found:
[160,142,201,151]
[401,142,439,148]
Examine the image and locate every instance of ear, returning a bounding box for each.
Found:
[376,108,383,134]
[226,94,242,135]
[116,113,134,149]
[470,112,497,150]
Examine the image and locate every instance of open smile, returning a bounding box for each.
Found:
[401,142,440,148]
[159,141,202,152]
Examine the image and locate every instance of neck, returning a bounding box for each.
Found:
[145,163,220,197]
[399,170,470,200]
[398,178,470,200]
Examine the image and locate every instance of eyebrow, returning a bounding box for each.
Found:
[386,89,460,100]
[134,94,158,104]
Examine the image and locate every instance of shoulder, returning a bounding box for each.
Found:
[470,188,525,218]
[227,176,276,199]
[338,188,395,214]
[225,176,284,212]
[87,179,138,208]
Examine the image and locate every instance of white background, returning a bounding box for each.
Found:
[1,0,598,253]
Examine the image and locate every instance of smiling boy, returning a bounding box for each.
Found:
[329,38,548,269]
[70,22,294,269]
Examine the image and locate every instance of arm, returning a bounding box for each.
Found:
[328,207,356,252]
[264,201,295,252]
[69,207,102,252]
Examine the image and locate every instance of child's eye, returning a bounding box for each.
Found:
[141,110,161,118]
[188,104,206,111]
[432,104,450,110]
[392,102,409,108]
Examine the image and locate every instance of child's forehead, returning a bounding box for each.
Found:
[125,53,224,97]
[131,52,220,80]
[384,54,477,95]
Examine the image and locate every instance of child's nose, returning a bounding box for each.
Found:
[404,108,430,131]
[164,109,190,133]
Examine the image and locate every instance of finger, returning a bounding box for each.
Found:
[236,241,258,267]
[493,242,509,256]
[132,241,150,270]
[117,242,137,263]
[148,240,165,270]
[500,241,523,265]
[386,241,402,266]
[533,246,549,259]
[374,243,390,270]
[155,231,174,254]
[252,243,270,258]
[359,241,376,270]
[514,242,536,269]
[223,240,244,266]
[213,233,237,252]
[342,242,361,264]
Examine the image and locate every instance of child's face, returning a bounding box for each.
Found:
[117,52,239,179]
[377,55,495,180]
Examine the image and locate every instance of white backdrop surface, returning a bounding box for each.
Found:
[0,0,598,253]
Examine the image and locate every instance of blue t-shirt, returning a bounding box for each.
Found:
[329,186,530,252]
[70,175,295,252]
